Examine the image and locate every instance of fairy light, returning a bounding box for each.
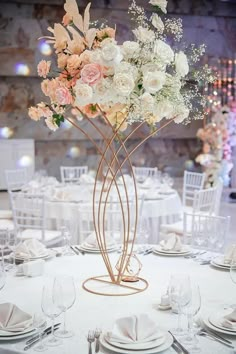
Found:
[15,63,30,76]
[67,146,80,158]
[38,41,52,56]
[0,127,14,138]
[17,155,33,167]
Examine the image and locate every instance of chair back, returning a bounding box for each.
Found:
[5,169,28,191]
[184,212,230,252]
[60,166,88,184]
[214,178,223,215]
[133,166,158,182]
[193,187,218,214]
[183,171,205,207]
[10,192,46,241]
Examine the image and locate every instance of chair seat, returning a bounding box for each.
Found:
[0,219,14,230]
[0,210,13,219]
[17,229,62,247]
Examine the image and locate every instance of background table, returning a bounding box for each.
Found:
[1,251,235,354]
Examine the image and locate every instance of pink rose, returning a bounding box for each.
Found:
[55,86,73,105]
[28,106,42,121]
[37,60,51,78]
[81,63,103,85]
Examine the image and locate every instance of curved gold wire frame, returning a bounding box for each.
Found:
[67,106,174,296]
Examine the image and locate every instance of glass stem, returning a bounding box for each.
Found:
[177,305,182,331]
[51,318,55,337]
[1,248,4,269]
[63,310,67,333]
[187,314,194,340]
[39,331,43,348]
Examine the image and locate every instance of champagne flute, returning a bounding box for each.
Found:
[54,275,76,338]
[41,280,62,347]
[33,313,47,352]
[169,274,191,335]
[182,285,201,352]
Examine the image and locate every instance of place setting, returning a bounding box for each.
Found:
[153,233,191,257]
[12,239,55,263]
[76,232,118,254]
[211,244,236,270]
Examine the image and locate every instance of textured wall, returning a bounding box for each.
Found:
[0,0,235,176]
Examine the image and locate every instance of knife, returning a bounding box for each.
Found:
[143,249,153,255]
[75,246,85,255]
[70,246,79,255]
[168,331,190,354]
[24,326,60,351]
[25,323,60,345]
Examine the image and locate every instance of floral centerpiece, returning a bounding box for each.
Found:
[29,0,214,295]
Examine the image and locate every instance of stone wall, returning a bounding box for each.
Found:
[0,0,235,176]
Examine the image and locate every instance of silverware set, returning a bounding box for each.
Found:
[168,331,190,354]
[87,328,101,354]
[70,245,85,255]
[198,328,234,349]
[24,323,60,351]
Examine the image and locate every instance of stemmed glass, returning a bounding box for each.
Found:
[7,232,19,273]
[0,262,6,291]
[33,313,47,352]
[0,230,9,269]
[61,225,74,256]
[182,285,201,352]
[169,274,191,335]
[229,258,236,308]
[41,280,63,347]
[54,275,76,338]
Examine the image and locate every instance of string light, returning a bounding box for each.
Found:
[15,63,30,76]
[38,41,52,56]
[67,146,80,158]
[17,155,33,167]
[0,127,14,138]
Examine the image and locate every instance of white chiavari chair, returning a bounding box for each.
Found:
[9,192,63,247]
[133,166,158,183]
[60,166,88,184]
[5,169,28,192]
[183,171,205,209]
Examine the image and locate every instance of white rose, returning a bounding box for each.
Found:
[149,0,167,13]
[153,40,174,65]
[115,62,138,79]
[113,73,135,96]
[122,41,140,59]
[155,100,174,119]
[74,82,93,106]
[141,63,164,75]
[175,51,189,77]
[151,14,164,33]
[143,71,166,94]
[101,43,123,66]
[133,26,155,43]
[45,117,58,131]
[140,93,154,112]
[174,104,190,123]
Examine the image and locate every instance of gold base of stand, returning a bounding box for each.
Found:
[82,275,149,296]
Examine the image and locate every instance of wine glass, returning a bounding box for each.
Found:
[169,274,191,335]
[61,224,74,256]
[0,262,6,291]
[182,285,201,352]
[41,280,63,347]
[33,313,47,352]
[54,275,76,338]
[7,232,19,273]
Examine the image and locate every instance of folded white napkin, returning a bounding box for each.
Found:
[221,309,236,330]
[141,177,153,188]
[17,260,45,277]
[0,303,32,333]
[83,232,115,249]
[79,174,95,184]
[160,233,182,251]
[224,244,236,264]
[15,239,47,259]
[160,184,172,193]
[107,314,162,344]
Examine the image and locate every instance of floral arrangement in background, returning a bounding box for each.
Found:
[28,0,214,132]
[196,106,234,187]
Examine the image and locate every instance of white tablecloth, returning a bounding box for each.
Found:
[0,252,235,354]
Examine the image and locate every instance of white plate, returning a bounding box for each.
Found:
[153,246,190,256]
[100,332,173,353]
[82,243,116,251]
[210,261,230,270]
[0,324,35,337]
[212,257,230,268]
[204,317,236,336]
[0,327,36,341]
[77,246,117,254]
[105,331,166,350]
[209,311,236,333]
[14,250,54,262]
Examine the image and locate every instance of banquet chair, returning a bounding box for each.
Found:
[214,178,224,215]
[0,210,14,231]
[133,166,158,182]
[60,166,88,184]
[9,192,63,247]
[160,186,218,236]
[182,171,205,209]
[183,212,230,252]
[5,168,29,191]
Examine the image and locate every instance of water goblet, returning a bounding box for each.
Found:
[41,280,63,347]
[54,275,76,338]
[169,274,191,335]
[33,313,47,352]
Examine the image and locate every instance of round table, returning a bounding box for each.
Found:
[0,251,235,354]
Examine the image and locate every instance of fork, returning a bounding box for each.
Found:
[87,330,95,354]
[94,328,102,353]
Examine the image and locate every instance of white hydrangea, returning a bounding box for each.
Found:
[115,62,138,79]
[113,73,135,96]
[133,26,155,43]
[153,40,174,65]
[149,0,167,13]
[74,82,93,106]
[151,14,164,33]
[140,92,154,112]
[122,41,140,59]
[45,117,59,131]
[175,51,189,77]
[143,71,166,94]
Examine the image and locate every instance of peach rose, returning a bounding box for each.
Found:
[55,86,73,105]
[37,60,51,78]
[68,39,85,55]
[66,54,81,74]
[41,78,61,102]
[81,63,103,86]
[28,106,42,121]
[82,104,99,118]
[57,53,68,69]
[80,50,91,65]
[97,27,116,40]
